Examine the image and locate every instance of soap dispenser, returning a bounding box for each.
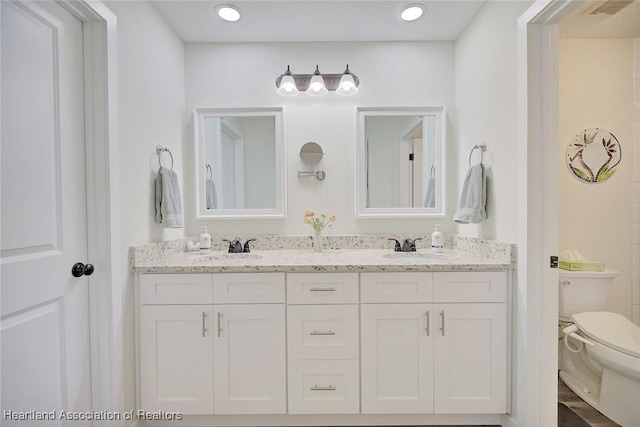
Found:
[431,224,443,253]
[199,226,211,253]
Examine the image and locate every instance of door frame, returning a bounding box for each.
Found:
[56,1,121,424]
[516,1,582,426]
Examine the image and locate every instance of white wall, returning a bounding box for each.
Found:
[454,1,532,243]
[454,2,534,427]
[185,42,456,238]
[104,1,185,422]
[559,39,634,319]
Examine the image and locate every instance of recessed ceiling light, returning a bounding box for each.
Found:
[216,5,240,22]
[401,4,425,22]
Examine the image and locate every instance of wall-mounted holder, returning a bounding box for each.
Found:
[298,170,326,181]
[156,144,174,169]
[468,142,487,166]
[298,142,326,181]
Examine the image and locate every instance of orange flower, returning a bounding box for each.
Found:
[329,215,336,222]
[304,209,314,217]
[304,217,311,224]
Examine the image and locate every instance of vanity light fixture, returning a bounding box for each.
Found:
[216,4,241,22]
[275,66,299,97]
[400,4,425,21]
[275,64,360,97]
[306,65,328,97]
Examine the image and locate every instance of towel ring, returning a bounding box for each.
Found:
[156,145,174,170]
[468,142,487,167]
[430,165,435,178]
[206,164,213,179]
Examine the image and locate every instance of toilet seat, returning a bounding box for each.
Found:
[572,311,640,359]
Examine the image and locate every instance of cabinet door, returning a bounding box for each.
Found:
[213,304,286,414]
[434,303,507,413]
[361,304,434,414]
[139,305,213,414]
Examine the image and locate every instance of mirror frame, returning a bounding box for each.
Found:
[355,107,446,218]
[194,107,287,219]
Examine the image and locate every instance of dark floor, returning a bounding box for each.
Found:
[558,377,620,427]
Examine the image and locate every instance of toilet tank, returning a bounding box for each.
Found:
[558,269,618,321]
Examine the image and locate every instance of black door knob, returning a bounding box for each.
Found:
[71,262,95,278]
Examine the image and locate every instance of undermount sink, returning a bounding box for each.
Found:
[382,252,446,259]
[193,252,263,261]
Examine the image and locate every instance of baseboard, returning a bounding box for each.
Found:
[501,413,518,427]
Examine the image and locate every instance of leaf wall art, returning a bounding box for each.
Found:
[565,128,621,184]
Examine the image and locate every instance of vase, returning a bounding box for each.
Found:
[313,229,323,252]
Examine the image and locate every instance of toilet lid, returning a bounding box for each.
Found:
[572,311,640,358]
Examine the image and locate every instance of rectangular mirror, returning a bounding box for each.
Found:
[355,107,446,218]
[194,108,286,219]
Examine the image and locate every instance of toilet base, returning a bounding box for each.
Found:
[560,341,640,427]
[598,368,640,427]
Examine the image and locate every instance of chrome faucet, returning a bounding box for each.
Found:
[388,237,423,252]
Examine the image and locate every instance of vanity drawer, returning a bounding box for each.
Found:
[361,272,434,303]
[434,272,507,303]
[288,305,359,360]
[288,360,360,414]
[139,274,213,305]
[287,273,359,304]
[212,273,285,304]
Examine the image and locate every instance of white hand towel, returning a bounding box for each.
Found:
[154,167,183,228]
[454,163,487,224]
[423,176,436,208]
[206,177,218,209]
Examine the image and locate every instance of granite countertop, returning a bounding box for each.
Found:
[130,235,515,274]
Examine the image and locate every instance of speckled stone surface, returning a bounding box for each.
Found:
[130,235,515,273]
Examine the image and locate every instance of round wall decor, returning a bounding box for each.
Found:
[566,128,621,184]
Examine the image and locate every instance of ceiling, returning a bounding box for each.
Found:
[151,0,487,43]
[560,0,640,38]
[152,0,640,44]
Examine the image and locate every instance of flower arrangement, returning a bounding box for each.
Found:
[304,210,336,232]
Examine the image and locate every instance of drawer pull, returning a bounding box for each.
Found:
[202,312,208,337]
[217,312,223,337]
[440,310,445,336]
[310,330,336,336]
[309,287,336,292]
[425,310,430,336]
[311,385,336,391]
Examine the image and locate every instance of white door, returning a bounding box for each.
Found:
[139,305,214,414]
[1,1,91,424]
[213,304,286,414]
[433,303,507,414]
[360,304,434,414]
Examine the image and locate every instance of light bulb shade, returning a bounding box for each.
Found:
[336,74,359,96]
[306,74,328,96]
[276,74,299,96]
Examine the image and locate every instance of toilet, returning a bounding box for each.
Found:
[558,269,640,427]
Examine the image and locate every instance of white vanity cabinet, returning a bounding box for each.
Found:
[432,272,508,413]
[360,271,508,415]
[286,273,360,414]
[211,273,287,414]
[136,268,509,423]
[139,274,214,414]
[138,273,286,415]
[360,272,434,414]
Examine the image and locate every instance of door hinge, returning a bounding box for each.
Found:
[550,256,558,269]
[409,153,414,161]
